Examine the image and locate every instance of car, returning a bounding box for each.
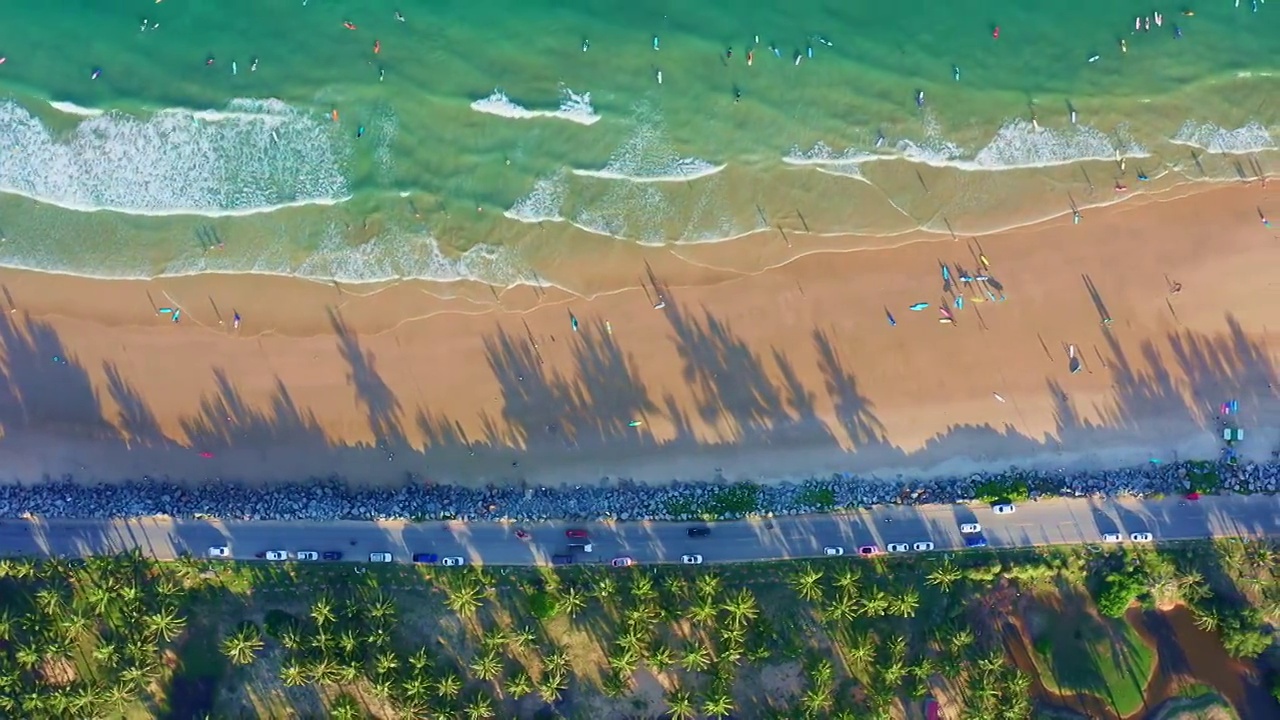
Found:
[964,536,989,548]
[296,551,319,561]
[886,543,910,553]
[412,553,439,563]
[441,556,465,566]
[1102,533,1124,543]
[1130,532,1154,543]
[207,546,230,558]
[265,550,288,561]
[857,545,880,556]
[993,503,1016,515]
[960,522,982,534]
[687,527,710,537]
[567,543,594,553]
[551,554,574,565]
[369,552,393,563]
[823,546,845,556]
[565,529,589,539]
[681,554,704,564]
[913,541,935,552]
[322,551,343,561]
[611,556,634,568]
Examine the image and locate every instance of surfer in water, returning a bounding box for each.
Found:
[395,10,406,22]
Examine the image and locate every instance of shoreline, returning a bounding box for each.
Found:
[0,183,1276,494]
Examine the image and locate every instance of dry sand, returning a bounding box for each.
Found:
[0,182,1276,488]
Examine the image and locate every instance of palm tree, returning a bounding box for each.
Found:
[330,693,363,720]
[504,669,534,698]
[833,566,862,592]
[0,609,15,642]
[543,647,571,676]
[14,643,41,670]
[407,647,433,674]
[434,671,463,700]
[792,565,825,601]
[145,606,187,642]
[860,588,889,617]
[947,626,976,656]
[825,591,858,624]
[556,587,587,618]
[374,651,400,677]
[631,573,657,603]
[648,642,675,670]
[279,625,304,652]
[926,560,963,592]
[463,691,496,720]
[809,658,835,690]
[666,688,697,720]
[689,596,719,625]
[310,595,336,627]
[1193,607,1221,632]
[469,650,504,682]
[722,588,760,627]
[607,647,640,676]
[890,587,920,618]
[445,583,485,616]
[280,661,308,687]
[694,572,721,599]
[801,685,832,716]
[845,633,875,669]
[508,626,536,650]
[702,689,735,718]
[367,593,397,623]
[221,624,264,666]
[593,574,618,600]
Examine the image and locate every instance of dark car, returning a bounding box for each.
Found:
[412,553,439,563]
[322,551,343,561]
[687,527,710,537]
[551,554,574,565]
[964,536,988,548]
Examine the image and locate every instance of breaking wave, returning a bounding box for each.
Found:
[469,88,600,126]
[1170,121,1275,155]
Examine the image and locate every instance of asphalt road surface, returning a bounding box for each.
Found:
[1,495,1276,566]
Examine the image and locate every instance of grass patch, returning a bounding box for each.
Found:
[973,473,1033,504]
[664,482,762,519]
[794,485,838,511]
[1026,592,1156,716]
[1186,461,1222,493]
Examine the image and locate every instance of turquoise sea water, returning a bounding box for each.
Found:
[0,0,1277,287]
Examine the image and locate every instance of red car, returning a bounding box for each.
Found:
[565,529,589,539]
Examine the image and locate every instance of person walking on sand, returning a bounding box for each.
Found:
[233,311,241,330]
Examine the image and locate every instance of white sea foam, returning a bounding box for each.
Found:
[504,171,567,223]
[571,116,724,183]
[968,120,1146,169]
[783,142,874,180]
[470,88,600,126]
[0,98,350,216]
[1170,121,1274,155]
[47,100,105,117]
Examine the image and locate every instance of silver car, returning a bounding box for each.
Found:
[441,556,466,566]
[369,552,393,563]
[1129,532,1154,543]
[1102,533,1123,543]
[886,543,910,553]
[296,551,319,561]
[207,546,230,558]
[265,550,288,561]
[823,546,845,556]
[681,554,704,565]
[912,541,935,552]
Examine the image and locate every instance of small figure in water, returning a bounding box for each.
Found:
[379,67,385,82]
[653,35,659,51]
[206,55,215,66]
[915,90,925,108]
[734,87,742,103]
[343,21,358,30]
[250,57,258,72]
[356,125,366,139]
[90,67,102,80]
[726,47,733,59]
[582,38,589,52]
[395,10,406,22]
[1174,25,1182,39]
[953,64,960,81]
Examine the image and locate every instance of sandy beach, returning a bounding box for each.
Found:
[0,181,1276,488]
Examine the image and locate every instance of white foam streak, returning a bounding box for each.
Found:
[1170,121,1274,155]
[570,116,724,183]
[504,172,567,223]
[784,142,874,180]
[470,88,600,126]
[0,98,350,216]
[47,100,105,117]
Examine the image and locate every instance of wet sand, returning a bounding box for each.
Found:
[0,181,1276,488]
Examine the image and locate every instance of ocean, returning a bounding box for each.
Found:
[0,0,1276,289]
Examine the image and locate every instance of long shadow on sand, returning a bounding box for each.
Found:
[0,276,1276,490]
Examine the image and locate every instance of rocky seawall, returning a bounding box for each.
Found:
[0,459,1274,522]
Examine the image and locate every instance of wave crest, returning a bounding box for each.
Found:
[0,98,350,216]
[469,88,600,126]
[1171,121,1274,154]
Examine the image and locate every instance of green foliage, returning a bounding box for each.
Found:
[1095,568,1147,617]
[972,474,1032,504]
[1186,461,1222,493]
[528,588,558,621]
[263,608,300,639]
[665,482,762,519]
[795,485,838,511]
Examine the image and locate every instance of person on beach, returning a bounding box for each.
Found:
[233,312,241,330]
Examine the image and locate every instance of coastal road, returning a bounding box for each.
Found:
[1,495,1277,566]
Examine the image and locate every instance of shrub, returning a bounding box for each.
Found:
[1095,569,1146,617]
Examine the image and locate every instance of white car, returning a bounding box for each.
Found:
[1102,533,1123,543]
[1129,532,1154,543]
[960,523,982,534]
[207,546,230,558]
[296,551,319,561]
[886,543,910,553]
[441,556,466,566]
[369,552,393,563]
[265,550,288,561]
[681,554,704,565]
[993,503,1016,515]
[823,546,844,556]
[913,541,935,552]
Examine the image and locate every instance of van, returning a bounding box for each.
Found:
[567,543,593,553]
[551,554,574,565]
